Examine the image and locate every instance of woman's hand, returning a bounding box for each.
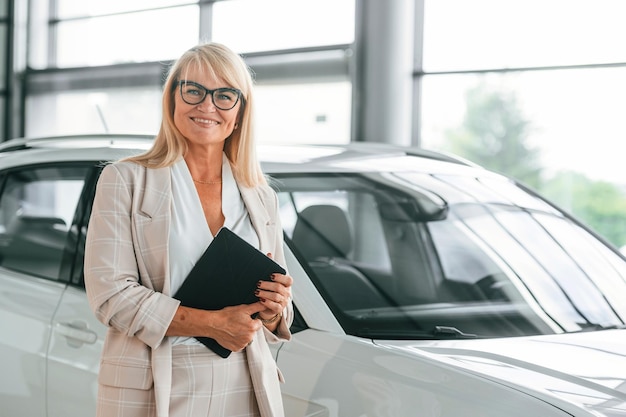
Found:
[167,303,264,352]
[209,303,266,352]
[256,254,293,331]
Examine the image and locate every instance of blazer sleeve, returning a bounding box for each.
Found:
[84,163,179,349]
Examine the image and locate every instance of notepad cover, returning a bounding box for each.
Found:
[173,227,286,357]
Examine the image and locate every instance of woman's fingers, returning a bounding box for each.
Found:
[256,276,291,305]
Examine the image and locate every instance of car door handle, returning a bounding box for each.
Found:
[55,321,98,347]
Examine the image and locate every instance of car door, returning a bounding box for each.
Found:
[0,163,93,417]
[46,165,106,417]
[47,283,106,416]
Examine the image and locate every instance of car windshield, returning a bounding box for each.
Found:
[274,169,626,340]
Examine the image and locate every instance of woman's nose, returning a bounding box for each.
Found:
[197,96,217,112]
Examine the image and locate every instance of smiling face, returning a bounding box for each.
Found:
[173,65,241,151]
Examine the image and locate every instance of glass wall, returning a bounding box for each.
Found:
[25,87,162,137]
[420,0,626,251]
[24,0,355,144]
[255,81,352,145]
[54,6,199,67]
[422,0,626,71]
[212,0,355,53]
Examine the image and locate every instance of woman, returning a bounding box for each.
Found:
[84,42,293,417]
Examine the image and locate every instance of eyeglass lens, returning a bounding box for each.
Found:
[179,81,240,110]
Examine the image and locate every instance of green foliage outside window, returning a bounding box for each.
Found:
[443,83,626,250]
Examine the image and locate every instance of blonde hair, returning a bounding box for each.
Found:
[125,42,266,187]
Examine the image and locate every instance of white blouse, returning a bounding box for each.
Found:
[168,154,260,346]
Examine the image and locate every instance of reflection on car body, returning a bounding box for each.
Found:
[1,135,626,417]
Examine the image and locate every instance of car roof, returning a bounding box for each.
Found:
[0,133,490,177]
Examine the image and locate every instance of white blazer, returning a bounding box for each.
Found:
[84,161,293,417]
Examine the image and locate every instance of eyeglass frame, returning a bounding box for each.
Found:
[176,80,244,110]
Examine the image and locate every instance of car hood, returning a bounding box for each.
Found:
[377,329,626,417]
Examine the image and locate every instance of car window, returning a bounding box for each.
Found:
[279,189,392,272]
[275,173,442,335]
[0,165,90,280]
[275,172,626,340]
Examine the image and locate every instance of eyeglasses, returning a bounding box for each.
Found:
[177,80,242,110]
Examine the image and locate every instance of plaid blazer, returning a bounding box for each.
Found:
[85,161,292,417]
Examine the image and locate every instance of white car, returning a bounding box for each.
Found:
[1,134,626,417]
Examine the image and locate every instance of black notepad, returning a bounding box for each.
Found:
[173,227,286,358]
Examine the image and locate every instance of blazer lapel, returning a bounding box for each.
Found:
[239,185,276,255]
[140,166,171,218]
[135,165,172,295]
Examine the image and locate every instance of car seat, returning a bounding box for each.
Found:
[291,204,390,311]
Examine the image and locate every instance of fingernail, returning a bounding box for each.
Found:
[255,289,260,296]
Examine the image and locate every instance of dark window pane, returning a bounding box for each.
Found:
[0,24,6,89]
[0,166,89,280]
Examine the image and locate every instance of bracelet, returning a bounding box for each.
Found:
[260,312,281,325]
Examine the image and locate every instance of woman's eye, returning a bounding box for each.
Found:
[216,90,237,101]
